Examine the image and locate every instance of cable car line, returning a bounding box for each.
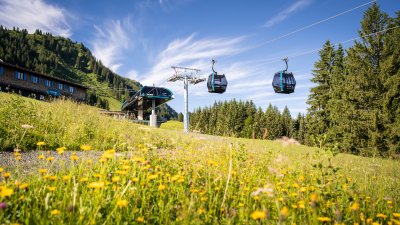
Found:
[255,0,376,48]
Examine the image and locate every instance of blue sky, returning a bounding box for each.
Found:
[0,0,398,115]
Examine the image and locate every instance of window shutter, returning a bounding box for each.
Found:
[23,73,27,80]
[15,71,18,79]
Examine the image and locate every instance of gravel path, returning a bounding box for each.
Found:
[0,151,104,173]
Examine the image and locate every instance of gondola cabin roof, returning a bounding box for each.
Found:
[121,86,174,111]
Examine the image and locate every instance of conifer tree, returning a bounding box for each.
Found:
[306,40,335,143]
[341,3,389,155]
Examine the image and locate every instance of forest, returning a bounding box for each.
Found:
[190,4,400,158]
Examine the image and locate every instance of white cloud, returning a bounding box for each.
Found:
[0,0,71,37]
[263,0,313,28]
[139,34,247,86]
[91,17,134,73]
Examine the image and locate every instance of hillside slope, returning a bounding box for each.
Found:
[0,92,399,224]
[0,26,177,118]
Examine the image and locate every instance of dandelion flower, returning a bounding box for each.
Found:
[48,186,56,192]
[88,182,105,189]
[0,167,3,173]
[51,209,60,215]
[350,202,360,211]
[0,186,14,197]
[70,154,79,161]
[80,145,92,151]
[2,172,10,179]
[38,155,45,159]
[46,157,54,162]
[376,213,387,219]
[37,141,46,146]
[112,176,120,183]
[280,206,289,218]
[393,213,400,218]
[251,210,266,220]
[117,199,128,208]
[136,217,144,223]
[317,217,331,222]
[158,184,167,191]
[19,183,29,190]
[56,147,66,154]
[62,175,71,181]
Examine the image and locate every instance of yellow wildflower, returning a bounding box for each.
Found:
[158,184,167,191]
[38,154,45,159]
[132,178,139,182]
[310,193,318,202]
[37,141,46,146]
[46,157,54,162]
[351,202,360,211]
[376,213,387,219]
[70,154,79,161]
[117,199,128,208]
[0,186,14,197]
[147,174,158,180]
[62,175,71,181]
[80,144,92,151]
[393,213,400,218]
[88,181,105,189]
[251,210,266,220]
[112,176,121,183]
[136,217,144,223]
[317,217,331,222]
[19,183,29,190]
[238,203,244,207]
[56,147,66,154]
[80,177,89,182]
[48,186,56,192]
[51,209,60,215]
[0,167,3,173]
[39,169,47,174]
[280,206,289,218]
[2,172,11,178]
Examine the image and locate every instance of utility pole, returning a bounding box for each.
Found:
[168,66,205,133]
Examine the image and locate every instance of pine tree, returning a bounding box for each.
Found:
[306,40,335,143]
[381,11,400,156]
[341,3,389,155]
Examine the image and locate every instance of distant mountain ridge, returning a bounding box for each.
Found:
[0,26,177,119]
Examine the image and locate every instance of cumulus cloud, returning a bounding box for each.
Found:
[263,0,313,28]
[0,0,71,37]
[91,17,134,73]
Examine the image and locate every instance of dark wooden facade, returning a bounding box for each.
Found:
[0,61,87,101]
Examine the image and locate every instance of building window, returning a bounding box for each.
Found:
[68,86,76,93]
[58,82,63,90]
[44,80,54,87]
[30,75,40,84]
[15,71,27,80]
[0,66,4,76]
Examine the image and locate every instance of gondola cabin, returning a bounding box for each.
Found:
[272,58,296,94]
[207,59,228,94]
[272,71,296,94]
[207,72,227,94]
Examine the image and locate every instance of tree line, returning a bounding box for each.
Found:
[190,4,400,158]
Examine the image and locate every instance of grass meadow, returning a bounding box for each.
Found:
[0,92,399,224]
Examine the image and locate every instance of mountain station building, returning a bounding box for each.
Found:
[0,60,87,101]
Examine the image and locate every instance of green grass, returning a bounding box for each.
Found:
[0,92,399,224]
[103,96,123,111]
[159,121,184,131]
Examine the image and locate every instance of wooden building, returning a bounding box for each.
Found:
[0,60,87,101]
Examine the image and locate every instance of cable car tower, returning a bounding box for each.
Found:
[168,66,205,133]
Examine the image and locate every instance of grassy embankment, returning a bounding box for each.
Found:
[0,92,399,224]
